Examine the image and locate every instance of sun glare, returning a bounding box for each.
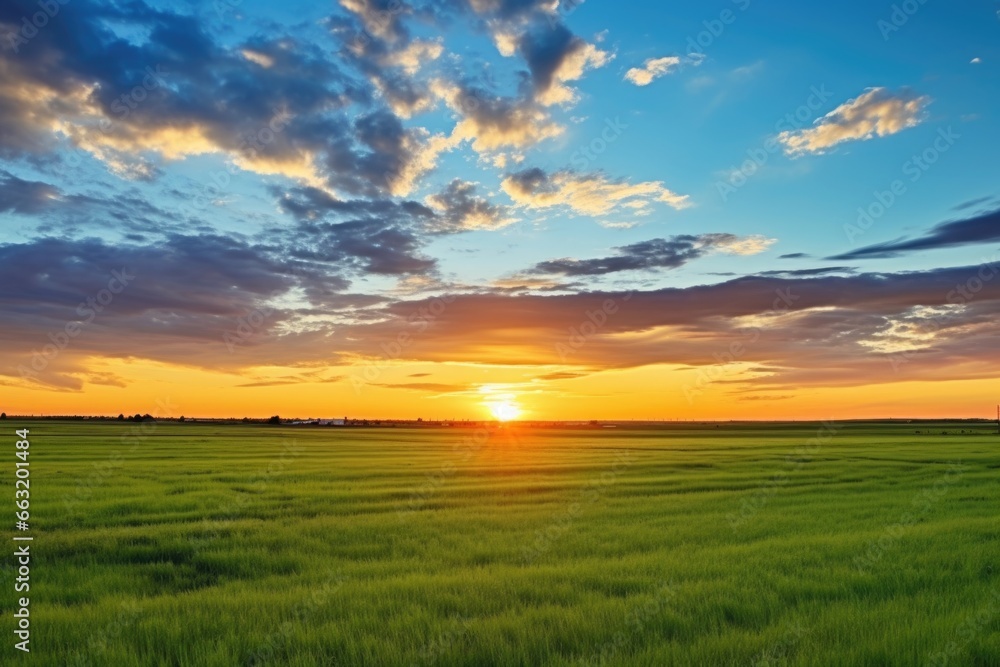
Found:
[488,399,522,422]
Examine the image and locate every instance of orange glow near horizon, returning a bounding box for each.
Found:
[5,358,1000,421]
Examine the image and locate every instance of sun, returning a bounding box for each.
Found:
[488,399,522,422]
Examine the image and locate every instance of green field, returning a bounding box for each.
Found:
[6,420,999,665]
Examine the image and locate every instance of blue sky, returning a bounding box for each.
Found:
[1,0,999,417]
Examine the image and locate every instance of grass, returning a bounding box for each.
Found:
[7,420,1000,665]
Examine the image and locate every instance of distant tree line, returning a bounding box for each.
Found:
[117,413,156,422]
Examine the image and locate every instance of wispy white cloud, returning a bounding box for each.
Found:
[778,87,930,156]
[624,56,681,86]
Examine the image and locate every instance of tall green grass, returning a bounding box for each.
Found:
[6,421,998,665]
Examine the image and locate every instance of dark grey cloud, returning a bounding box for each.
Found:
[291,218,436,275]
[426,179,515,231]
[273,180,513,275]
[274,185,437,275]
[833,208,1000,259]
[0,170,210,238]
[274,185,433,222]
[504,166,551,194]
[0,233,359,388]
[529,237,706,276]
[513,21,608,105]
[0,235,294,318]
[318,110,433,196]
[0,171,64,214]
[517,22,576,94]
[345,262,1000,389]
[526,234,765,277]
[756,267,856,278]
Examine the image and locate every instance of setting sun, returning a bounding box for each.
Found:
[487,399,522,422]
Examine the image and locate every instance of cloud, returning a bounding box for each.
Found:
[524,233,775,276]
[491,28,520,57]
[370,382,472,393]
[778,87,931,156]
[381,39,445,75]
[0,234,302,387]
[4,231,1000,395]
[0,171,65,214]
[431,80,565,158]
[425,180,518,231]
[14,7,342,178]
[501,168,690,218]
[370,74,437,118]
[339,0,410,43]
[536,371,586,381]
[756,266,856,277]
[236,372,342,388]
[953,196,996,212]
[466,0,560,19]
[832,207,1000,259]
[0,0,454,197]
[330,3,443,119]
[7,0,997,405]
[241,49,276,68]
[273,186,439,275]
[292,219,437,276]
[319,110,450,197]
[349,263,1000,389]
[517,23,611,105]
[0,0,614,205]
[0,170,195,238]
[625,56,681,86]
[0,231,412,389]
[711,234,777,256]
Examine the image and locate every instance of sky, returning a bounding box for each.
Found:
[1,0,999,421]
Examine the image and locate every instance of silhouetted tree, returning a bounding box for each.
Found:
[0,412,6,420]
[117,413,125,421]
[267,415,282,425]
